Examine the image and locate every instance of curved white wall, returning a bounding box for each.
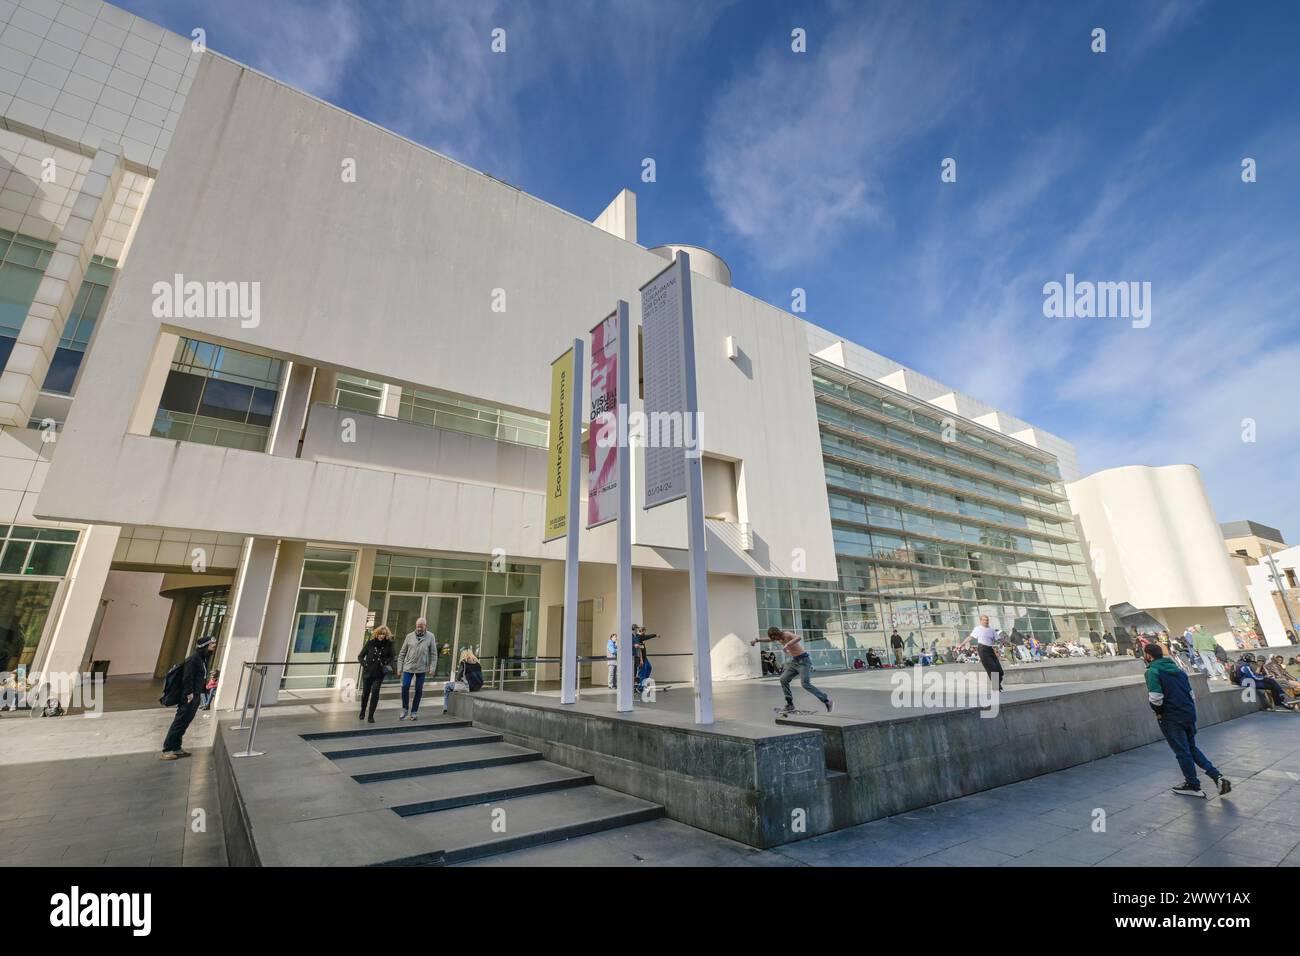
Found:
[1067,464,1247,611]
[650,244,732,287]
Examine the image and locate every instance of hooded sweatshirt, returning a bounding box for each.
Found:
[1145,657,1197,724]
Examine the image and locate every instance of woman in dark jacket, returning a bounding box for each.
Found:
[357,626,394,723]
[443,648,485,713]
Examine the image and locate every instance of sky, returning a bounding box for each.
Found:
[119,0,1300,541]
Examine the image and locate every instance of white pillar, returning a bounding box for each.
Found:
[213,537,277,710]
[34,524,120,681]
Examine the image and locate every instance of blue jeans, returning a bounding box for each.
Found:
[780,654,828,705]
[1160,719,1221,788]
[401,671,426,713]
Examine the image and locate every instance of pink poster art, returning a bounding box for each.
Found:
[587,311,619,528]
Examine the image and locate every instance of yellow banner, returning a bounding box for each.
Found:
[544,348,575,542]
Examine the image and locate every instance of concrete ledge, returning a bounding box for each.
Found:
[983,656,1144,684]
[447,691,828,848]
[213,719,259,867]
[784,674,1260,827]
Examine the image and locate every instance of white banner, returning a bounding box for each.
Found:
[640,258,688,510]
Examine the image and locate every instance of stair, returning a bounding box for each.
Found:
[300,715,663,864]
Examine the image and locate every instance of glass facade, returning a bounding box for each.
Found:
[285,548,356,690]
[368,552,540,681]
[755,359,1107,669]
[151,337,284,451]
[0,526,80,673]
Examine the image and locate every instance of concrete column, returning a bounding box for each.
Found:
[0,143,125,426]
[268,362,315,458]
[338,548,376,688]
[35,524,120,681]
[380,384,402,417]
[126,332,180,435]
[152,589,197,678]
[213,537,277,710]
[257,540,305,704]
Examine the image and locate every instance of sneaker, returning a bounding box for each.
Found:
[398,710,408,720]
[1217,777,1233,796]
[824,699,834,713]
[159,751,180,761]
[409,713,418,722]
[176,750,192,758]
[778,703,795,715]
[1172,783,1206,798]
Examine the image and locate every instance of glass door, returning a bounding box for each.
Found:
[383,593,460,682]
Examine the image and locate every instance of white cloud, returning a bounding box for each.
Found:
[702,3,1005,269]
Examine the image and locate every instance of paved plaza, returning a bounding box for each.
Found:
[6,673,1298,867]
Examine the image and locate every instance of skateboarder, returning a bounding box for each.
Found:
[970,615,1004,691]
[1144,641,1231,798]
[752,627,832,714]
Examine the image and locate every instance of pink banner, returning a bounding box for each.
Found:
[587,312,619,528]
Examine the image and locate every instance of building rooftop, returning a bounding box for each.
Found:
[1221,520,1286,544]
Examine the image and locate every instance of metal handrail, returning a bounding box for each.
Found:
[228,655,504,707]
[231,664,267,758]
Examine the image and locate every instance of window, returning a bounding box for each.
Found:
[42,257,116,395]
[151,337,283,451]
[335,375,384,415]
[0,525,79,578]
[0,231,56,374]
[396,388,548,447]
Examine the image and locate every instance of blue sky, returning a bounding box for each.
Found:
[120,0,1300,541]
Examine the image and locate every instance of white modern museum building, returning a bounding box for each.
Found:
[0,0,1262,709]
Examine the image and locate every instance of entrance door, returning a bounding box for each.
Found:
[384,593,460,682]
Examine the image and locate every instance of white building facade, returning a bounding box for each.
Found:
[3,0,1120,705]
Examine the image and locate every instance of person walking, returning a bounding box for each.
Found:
[397,617,436,721]
[357,625,394,723]
[970,615,1004,691]
[606,633,619,689]
[890,630,904,666]
[1143,641,1231,798]
[752,627,833,714]
[160,636,216,761]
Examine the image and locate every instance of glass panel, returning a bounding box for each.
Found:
[0,578,60,671]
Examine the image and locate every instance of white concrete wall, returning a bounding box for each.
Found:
[89,568,168,674]
[1067,463,1248,611]
[1246,544,1300,645]
[35,53,837,584]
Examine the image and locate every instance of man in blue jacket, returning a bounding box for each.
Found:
[1144,642,1231,798]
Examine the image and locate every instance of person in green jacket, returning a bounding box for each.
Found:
[1190,625,1226,680]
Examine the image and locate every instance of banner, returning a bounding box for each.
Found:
[543,347,576,542]
[640,258,689,509]
[587,311,619,528]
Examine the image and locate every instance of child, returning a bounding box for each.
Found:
[202,668,219,710]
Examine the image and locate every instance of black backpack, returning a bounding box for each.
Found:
[160,662,185,706]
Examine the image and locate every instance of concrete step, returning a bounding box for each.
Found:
[301,718,471,742]
[393,785,665,864]
[347,741,543,783]
[390,761,595,816]
[319,726,502,760]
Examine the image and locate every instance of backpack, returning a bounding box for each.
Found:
[1229,662,1245,686]
[160,662,185,706]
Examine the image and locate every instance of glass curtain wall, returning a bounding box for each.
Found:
[755,360,1108,669]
